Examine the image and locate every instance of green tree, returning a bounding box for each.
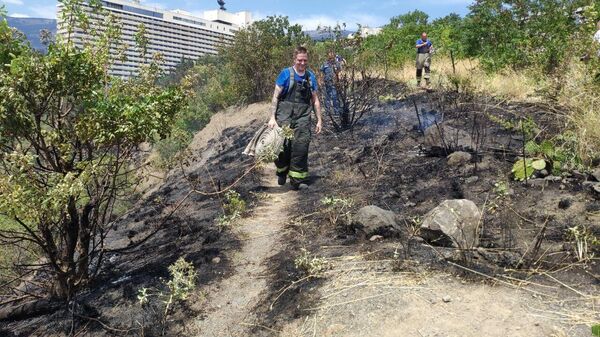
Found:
[363,10,430,66]
[0,1,184,301]
[222,16,312,102]
[462,0,596,71]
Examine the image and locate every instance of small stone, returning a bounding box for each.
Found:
[333,147,340,151]
[386,190,400,198]
[559,184,566,190]
[442,295,452,303]
[527,178,547,188]
[592,183,600,194]
[591,168,600,182]
[465,176,479,184]
[558,198,572,209]
[369,235,384,242]
[211,257,221,264]
[538,169,549,177]
[404,201,416,207]
[545,175,562,182]
[447,151,472,167]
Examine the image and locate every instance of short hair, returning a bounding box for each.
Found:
[294,46,308,58]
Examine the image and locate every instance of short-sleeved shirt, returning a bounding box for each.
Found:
[320,58,343,85]
[416,39,432,54]
[275,68,318,98]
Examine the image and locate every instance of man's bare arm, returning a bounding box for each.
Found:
[312,91,322,134]
[268,85,283,128]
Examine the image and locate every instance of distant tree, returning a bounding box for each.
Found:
[462,0,596,71]
[430,13,464,58]
[364,10,430,66]
[222,16,312,102]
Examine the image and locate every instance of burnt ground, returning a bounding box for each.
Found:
[245,90,600,336]
[1,89,599,336]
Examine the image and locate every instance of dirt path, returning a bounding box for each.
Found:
[190,167,296,336]
[277,255,590,337]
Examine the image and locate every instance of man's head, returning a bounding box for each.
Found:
[421,32,428,41]
[327,50,335,61]
[293,46,309,72]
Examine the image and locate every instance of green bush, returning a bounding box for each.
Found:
[221,16,312,102]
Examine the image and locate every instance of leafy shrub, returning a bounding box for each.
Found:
[138,257,198,334]
[0,4,184,300]
[512,158,546,181]
[216,190,247,228]
[294,248,329,277]
[221,16,312,102]
[320,196,354,226]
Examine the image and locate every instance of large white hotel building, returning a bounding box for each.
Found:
[58,0,252,78]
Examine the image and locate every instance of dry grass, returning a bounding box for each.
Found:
[383,56,600,164]
[556,60,600,163]
[384,57,540,101]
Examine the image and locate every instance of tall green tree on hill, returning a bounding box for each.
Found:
[463,0,599,71]
[222,16,312,102]
[0,0,184,302]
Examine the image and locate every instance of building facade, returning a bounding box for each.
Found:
[57,0,251,78]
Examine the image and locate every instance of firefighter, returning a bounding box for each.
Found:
[268,46,323,190]
[416,32,433,87]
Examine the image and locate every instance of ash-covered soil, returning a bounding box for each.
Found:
[2,89,599,337]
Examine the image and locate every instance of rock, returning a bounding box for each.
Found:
[558,198,572,209]
[404,201,416,208]
[353,205,400,235]
[447,151,472,167]
[592,183,600,195]
[528,178,547,188]
[465,176,479,184]
[477,156,493,171]
[333,147,340,151]
[385,190,400,198]
[572,170,586,180]
[419,199,481,248]
[369,235,384,242]
[442,295,452,303]
[545,175,562,182]
[591,168,600,182]
[211,257,221,264]
[424,124,474,150]
[538,169,549,177]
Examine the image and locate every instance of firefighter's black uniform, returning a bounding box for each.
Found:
[274,67,314,187]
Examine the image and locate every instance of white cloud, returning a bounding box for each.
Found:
[30,5,57,19]
[292,13,385,31]
[1,0,24,5]
[10,13,29,18]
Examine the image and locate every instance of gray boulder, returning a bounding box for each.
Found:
[420,199,481,248]
[447,151,472,167]
[353,205,400,235]
[424,124,473,150]
[591,168,600,182]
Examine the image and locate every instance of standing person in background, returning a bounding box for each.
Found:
[320,50,345,117]
[594,21,600,56]
[268,46,323,190]
[415,32,433,88]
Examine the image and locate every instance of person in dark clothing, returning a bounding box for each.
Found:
[320,51,345,116]
[415,32,433,87]
[268,46,323,190]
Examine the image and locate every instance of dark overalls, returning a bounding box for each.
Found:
[275,68,313,186]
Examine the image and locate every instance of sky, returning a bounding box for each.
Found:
[1,0,473,30]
